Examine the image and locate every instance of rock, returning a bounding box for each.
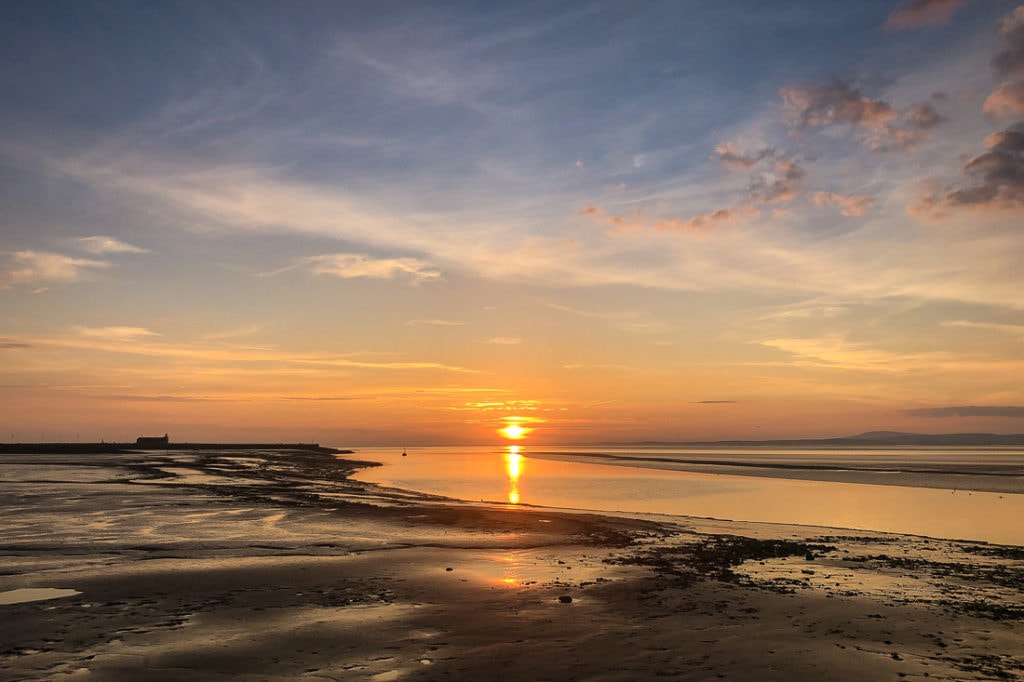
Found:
[445,567,453,572]
[558,595,573,604]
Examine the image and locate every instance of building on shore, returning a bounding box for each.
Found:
[135,434,169,448]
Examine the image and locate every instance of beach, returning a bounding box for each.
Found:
[2,448,1023,681]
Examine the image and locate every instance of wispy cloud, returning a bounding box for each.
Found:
[72,326,161,342]
[202,325,265,341]
[447,399,541,412]
[304,253,441,284]
[1,250,110,287]
[406,319,466,327]
[12,329,476,375]
[906,405,1024,417]
[942,320,1024,339]
[484,337,522,345]
[883,0,970,30]
[76,236,149,255]
[759,334,968,373]
[811,191,875,216]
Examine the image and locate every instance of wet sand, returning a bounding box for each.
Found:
[1,448,1023,681]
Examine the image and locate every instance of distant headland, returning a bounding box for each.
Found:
[620,432,1024,447]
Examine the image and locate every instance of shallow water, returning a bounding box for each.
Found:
[346,445,1024,545]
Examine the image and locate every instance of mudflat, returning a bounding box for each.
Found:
[1,449,1022,681]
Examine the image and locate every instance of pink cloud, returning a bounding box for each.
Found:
[883,0,969,30]
[985,81,1024,116]
[781,80,944,152]
[811,191,875,217]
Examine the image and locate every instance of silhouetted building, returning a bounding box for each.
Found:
[135,434,169,448]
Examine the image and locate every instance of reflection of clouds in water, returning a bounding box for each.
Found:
[505,447,523,505]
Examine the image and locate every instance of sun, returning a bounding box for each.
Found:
[499,423,531,440]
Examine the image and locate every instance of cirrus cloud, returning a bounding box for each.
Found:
[72,326,161,341]
[304,253,441,284]
[1,250,110,288]
[811,191,876,216]
[76,236,149,255]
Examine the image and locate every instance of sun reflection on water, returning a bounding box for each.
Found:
[504,446,523,505]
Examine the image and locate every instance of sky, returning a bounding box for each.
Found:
[2,0,1024,445]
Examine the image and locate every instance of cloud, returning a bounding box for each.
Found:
[303,253,441,284]
[986,8,1024,121]
[669,155,803,231]
[712,142,775,170]
[811,191,876,216]
[72,326,161,341]
[1,250,110,287]
[406,319,466,326]
[984,80,1024,116]
[905,405,1024,417]
[780,80,942,151]
[596,148,804,236]
[14,330,475,374]
[76,236,149,255]
[697,400,738,404]
[782,80,897,129]
[484,337,523,345]
[942,319,1024,338]
[992,6,1024,78]
[903,102,945,130]
[748,158,805,204]
[910,123,1024,216]
[883,0,970,30]
[0,339,33,349]
[656,205,758,233]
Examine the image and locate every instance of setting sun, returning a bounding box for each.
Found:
[499,423,531,440]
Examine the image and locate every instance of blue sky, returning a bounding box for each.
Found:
[2,0,1024,444]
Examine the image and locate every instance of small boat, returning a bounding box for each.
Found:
[401,448,407,457]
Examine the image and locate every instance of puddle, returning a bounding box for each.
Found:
[0,588,81,605]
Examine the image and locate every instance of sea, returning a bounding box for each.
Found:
[344,444,1024,546]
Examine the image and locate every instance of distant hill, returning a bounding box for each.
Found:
[623,432,1024,447]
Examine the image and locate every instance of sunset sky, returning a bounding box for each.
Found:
[3,0,1024,445]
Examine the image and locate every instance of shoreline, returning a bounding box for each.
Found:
[527,447,1024,494]
[2,448,1023,680]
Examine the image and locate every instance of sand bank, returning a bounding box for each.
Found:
[530,448,1024,494]
[1,449,1023,680]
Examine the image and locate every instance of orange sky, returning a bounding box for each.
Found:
[3,2,1024,444]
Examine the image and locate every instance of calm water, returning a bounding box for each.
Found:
[345,445,1024,545]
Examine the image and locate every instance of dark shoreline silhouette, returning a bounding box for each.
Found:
[0,442,352,455]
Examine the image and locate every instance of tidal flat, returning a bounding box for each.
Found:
[1,448,1023,681]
